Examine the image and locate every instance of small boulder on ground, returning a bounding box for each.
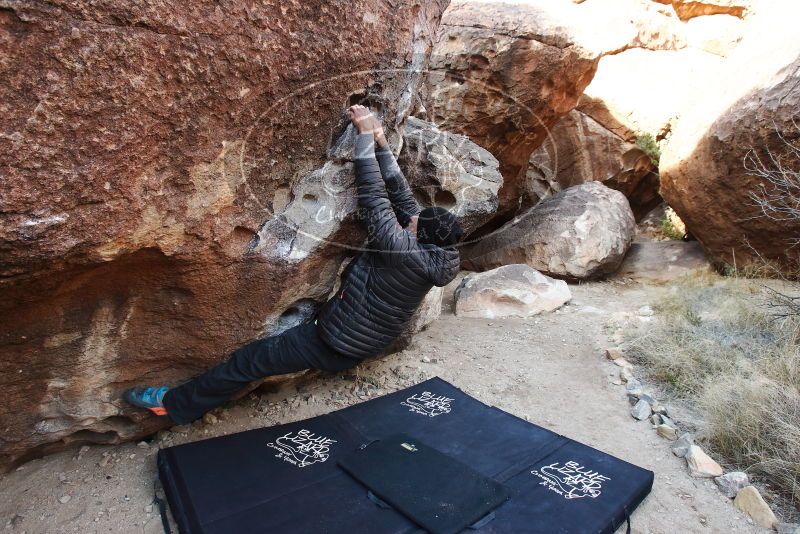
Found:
[685,444,724,477]
[715,471,750,498]
[454,265,571,319]
[672,433,694,458]
[614,357,632,368]
[659,414,677,428]
[656,424,679,441]
[462,182,636,280]
[631,399,652,420]
[650,414,663,425]
[628,391,655,406]
[625,378,642,390]
[733,486,778,529]
[651,401,668,416]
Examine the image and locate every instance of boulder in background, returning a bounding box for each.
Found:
[463,182,636,280]
[454,264,571,319]
[659,1,800,275]
[526,109,660,220]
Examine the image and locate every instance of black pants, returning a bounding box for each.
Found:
[163,322,360,425]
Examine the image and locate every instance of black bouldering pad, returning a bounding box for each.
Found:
[158,377,653,533]
[338,433,509,534]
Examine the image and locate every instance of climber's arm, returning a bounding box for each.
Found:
[353,131,416,258]
[373,132,421,228]
[349,104,418,257]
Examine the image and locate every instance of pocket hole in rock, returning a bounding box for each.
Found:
[270,299,321,336]
[434,189,457,209]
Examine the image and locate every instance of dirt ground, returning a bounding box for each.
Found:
[0,276,771,534]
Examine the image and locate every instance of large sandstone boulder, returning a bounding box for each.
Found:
[526,109,660,219]
[659,1,800,275]
[580,47,724,143]
[424,0,685,224]
[398,117,502,234]
[0,0,449,470]
[454,264,571,319]
[577,1,756,146]
[463,182,636,280]
[685,14,745,57]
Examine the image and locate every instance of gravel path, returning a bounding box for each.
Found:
[0,279,768,534]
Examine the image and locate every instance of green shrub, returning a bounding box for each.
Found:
[660,215,684,240]
[635,133,661,166]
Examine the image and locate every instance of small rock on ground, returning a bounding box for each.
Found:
[685,445,723,478]
[625,378,642,393]
[628,392,655,406]
[202,412,219,425]
[715,472,750,499]
[651,401,668,415]
[650,414,662,425]
[656,424,679,441]
[672,433,694,458]
[733,486,778,529]
[631,399,651,420]
[659,414,676,427]
[620,367,635,383]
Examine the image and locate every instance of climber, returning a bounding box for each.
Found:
[123,105,463,424]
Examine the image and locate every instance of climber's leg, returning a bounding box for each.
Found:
[156,322,358,424]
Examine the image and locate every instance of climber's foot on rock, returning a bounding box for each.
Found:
[123,386,169,416]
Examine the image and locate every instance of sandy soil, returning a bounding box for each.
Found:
[0,278,770,534]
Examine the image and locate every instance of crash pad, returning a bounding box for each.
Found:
[158,377,653,533]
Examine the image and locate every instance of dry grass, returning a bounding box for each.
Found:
[626,276,800,507]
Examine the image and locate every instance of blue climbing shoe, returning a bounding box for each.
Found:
[123,386,169,416]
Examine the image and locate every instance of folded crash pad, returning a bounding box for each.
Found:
[158,377,653,533]
[338,432,510,534]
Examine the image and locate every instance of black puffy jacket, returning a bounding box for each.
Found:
[317,133,460,359]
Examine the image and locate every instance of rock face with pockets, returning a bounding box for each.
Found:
[398,117,503,234]
[454,265,571,319]
[463,182,636,280]
[0,0,449,470]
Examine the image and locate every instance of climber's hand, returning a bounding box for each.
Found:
[349,105,388,148]
[349,105,386,147]
[349,104,377,134]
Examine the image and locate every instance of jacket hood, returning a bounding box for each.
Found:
[423,245,461,287]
